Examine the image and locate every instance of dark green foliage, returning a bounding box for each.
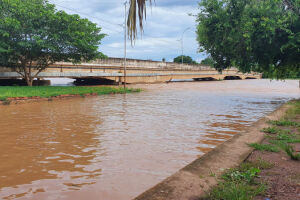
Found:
[196,0,300,77]
[201,56,215,67]
[0,0,106,86]
[173,55,198,64]
[249,143,280,152]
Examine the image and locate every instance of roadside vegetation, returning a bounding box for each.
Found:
[197,0,300,79]
[0,86,141,101]
[0,0,106,86]
[202,100,300,200]
[173,55,198,65]
[202,159,272,200]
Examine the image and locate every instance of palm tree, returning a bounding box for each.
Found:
[127,0,153,41]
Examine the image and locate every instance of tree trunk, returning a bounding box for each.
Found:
[22,65,34,86]
[24,76,34,86]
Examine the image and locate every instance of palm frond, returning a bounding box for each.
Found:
[127,0,153,42]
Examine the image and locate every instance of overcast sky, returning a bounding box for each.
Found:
[49,0,206,62]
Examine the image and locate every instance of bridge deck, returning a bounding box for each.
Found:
[0,62,261,83]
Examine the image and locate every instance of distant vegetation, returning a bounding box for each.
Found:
[0,0,105,86]
[173,55,198,64]
[0,86,140,101]
[197,0,300,78]
[262,65,300,79]
[200,57,215,67]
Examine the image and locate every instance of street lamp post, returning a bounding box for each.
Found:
[180,27,191,65]
[123,1,127,89]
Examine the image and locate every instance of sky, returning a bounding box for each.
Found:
[49,0,206,62]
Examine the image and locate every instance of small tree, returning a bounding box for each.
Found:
[0,0,105,86]
[201,56,215,67]
[173,55,197,64]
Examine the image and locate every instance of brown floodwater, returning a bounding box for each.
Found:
[0,80,299,200]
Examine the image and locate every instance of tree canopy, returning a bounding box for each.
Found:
[196,0,300,78]
[0,0,105,86]
[174,55,198,64]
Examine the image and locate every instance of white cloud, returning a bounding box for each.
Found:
[49,0,207,62]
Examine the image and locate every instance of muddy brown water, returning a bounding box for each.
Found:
[0,80,299,200]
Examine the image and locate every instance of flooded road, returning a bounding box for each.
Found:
[0,80,299,200]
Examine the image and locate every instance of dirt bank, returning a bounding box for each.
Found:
[134,104,290,200]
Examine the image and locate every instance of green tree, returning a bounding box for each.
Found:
[201,56,215,67]
[174,55,198,64]
[0,0,105,86]
[196,0,300,78]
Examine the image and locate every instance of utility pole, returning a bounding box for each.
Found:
[181,39,184,65]
[180,27,191,65]
[123,1,127,89]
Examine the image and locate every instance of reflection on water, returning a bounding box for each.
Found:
[0,102,102,199]
[0,80,299,200]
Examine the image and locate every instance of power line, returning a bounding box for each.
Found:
[49,0,195,56]
[49,0,123,34]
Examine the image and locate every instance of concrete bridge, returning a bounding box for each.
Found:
[0,58,261,84]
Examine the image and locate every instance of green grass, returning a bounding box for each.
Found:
[268,132,300,145]
[248,143,280,152]
[0,86,141,100]
[240,159,274,170]
[261,127,280,134]
[203,160,268,200]
[203,100,300,200]
[268,120,300,127]
[264,100,300,160]
[286,100,300,118]
[205,181,266,200]
[283,144,300,161]
[267,101,300,127]
[276,133,300,143]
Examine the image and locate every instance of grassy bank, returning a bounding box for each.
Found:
[202,100,300,200]
[0,86,141,101]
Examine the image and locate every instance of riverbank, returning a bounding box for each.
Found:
[134,101,296,200]
[0,86,141,105]
[202,100,300,200]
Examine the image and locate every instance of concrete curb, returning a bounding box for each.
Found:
[134,104,289,200]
